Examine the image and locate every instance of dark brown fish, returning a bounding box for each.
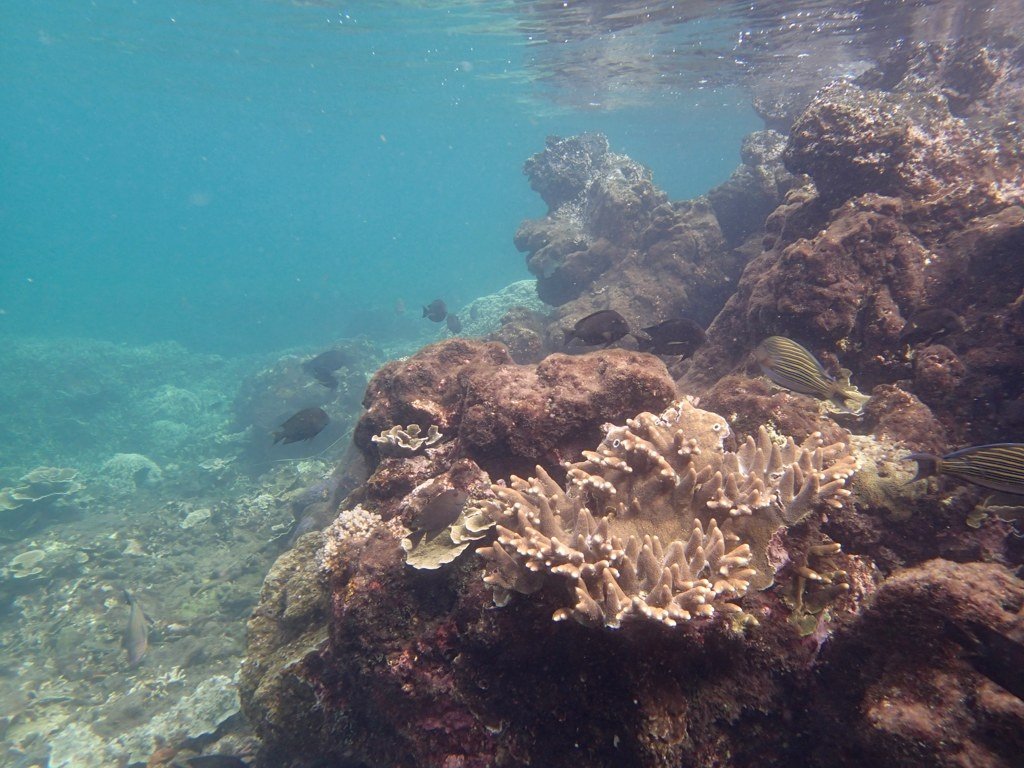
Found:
[564,310,630,347]
[446,313,462,333]
[182,757,251,768]
[898,307,964,346]
[469,304,480,320]
[302,349,350,389]
[408,489,467,545]
[123,589,148,668]
[423,299,447,322]
[273,407,329,444]
[636,318,706,357]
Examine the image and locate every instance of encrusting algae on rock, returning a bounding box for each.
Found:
[473,398,857,627]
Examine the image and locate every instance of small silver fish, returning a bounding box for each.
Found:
[905,443,1024,495]
[123,590,149,668]
[755,336,870,413]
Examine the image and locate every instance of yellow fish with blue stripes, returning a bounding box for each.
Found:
[755,336,870,413]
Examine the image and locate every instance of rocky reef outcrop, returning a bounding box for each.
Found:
[810,559,1024,768]
[353,338,676,481]
[681,40,1024,446]
[241,38,1024,768]
[514,132,794,346]
[241,390,873,768]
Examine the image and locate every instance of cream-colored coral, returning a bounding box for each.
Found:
[99,453,162,495]
[476,399,856,628]
[320,504,405,569]
[330,505,384,540]
[0,467,83,511]
[7,549,46,578]
[402,505,493,571]
[371,424,443,456]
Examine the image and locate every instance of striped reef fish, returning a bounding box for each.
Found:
[905,443,1024,495]
[754,336,870,413]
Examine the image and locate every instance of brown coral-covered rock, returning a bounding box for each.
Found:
[515,133,756,343]
[785,66,1021,225]
[242,497,839,768]
[809,559,1024,768]
[680,43,1024,448]
[701,374,848,445]
[238,532,330,763]
[355,339,677,480]
[861,384,947,453]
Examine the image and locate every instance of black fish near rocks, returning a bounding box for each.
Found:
[410,488,467,539]
[302,348,350,389]
[273,407,329,444]
[636,318,706,357]
[564,310,630,347]
[905,443,1024,495]
[898,307,964,346]
[446,313,462,334]
[180,756,251,768]
[423,299,447,322]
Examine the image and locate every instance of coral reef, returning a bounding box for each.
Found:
[707,129,801,247]
[98,453,162,497]
[515,133,745,337]
[0,467,83,539]
[371,423,443,456]
[680,40,1024,448]
[354,338,677,479]
[457,279,551,339]
[475,399,855,627]
[239,45,1024,763]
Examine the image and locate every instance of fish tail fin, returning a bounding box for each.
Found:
[563,329,573,347]
[123,588,134,606]
[903,452,941,484]
[272,430,284,444]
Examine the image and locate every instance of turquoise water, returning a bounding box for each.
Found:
[1,1,758,354]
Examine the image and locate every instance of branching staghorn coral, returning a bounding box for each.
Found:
[371,424,443,456]
[475,399,857,628]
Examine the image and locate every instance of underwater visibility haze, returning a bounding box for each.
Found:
[1,1,1023,767]
[2,0,760,353]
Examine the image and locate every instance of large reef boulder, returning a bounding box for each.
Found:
[680,40,1024,446]
[354,338,677,480]
[515,133,667,306]
[809,559,1024,768]
[785,42,1023,226]
[514,133,766,343]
